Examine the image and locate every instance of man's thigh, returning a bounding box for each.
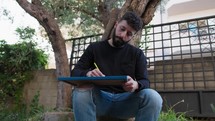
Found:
[95,90,140,119]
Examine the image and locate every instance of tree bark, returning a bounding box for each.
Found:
[16,0,72,110]
[142,0,161,25]
[101,8,120,41]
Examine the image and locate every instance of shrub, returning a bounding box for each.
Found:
[0,91,45,121]
[0,39,48,106]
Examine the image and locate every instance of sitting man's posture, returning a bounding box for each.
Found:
[71,11,163,121]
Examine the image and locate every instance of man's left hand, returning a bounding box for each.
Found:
[122,76,139,92]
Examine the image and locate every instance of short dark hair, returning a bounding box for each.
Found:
[119,11,143,31]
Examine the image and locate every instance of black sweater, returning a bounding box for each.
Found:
[71,40,150,93]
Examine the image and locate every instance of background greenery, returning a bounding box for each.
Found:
[0,26,48,118]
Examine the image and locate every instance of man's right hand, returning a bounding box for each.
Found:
[86,69,105,77]
[77,69,105,88]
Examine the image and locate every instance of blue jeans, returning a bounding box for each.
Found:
[72,87,163,121]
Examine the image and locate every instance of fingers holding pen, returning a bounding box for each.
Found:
[92,69,105,76]
[87,69,105,77]
[86,62,105,77]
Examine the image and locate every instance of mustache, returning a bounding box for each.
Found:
[115,36,123,41]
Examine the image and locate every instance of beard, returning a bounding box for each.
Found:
[112,29,128,48]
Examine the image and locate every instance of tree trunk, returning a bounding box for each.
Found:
[16,0,72,110]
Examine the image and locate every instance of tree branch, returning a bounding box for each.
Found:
[97,0,117,26]
[141,0,161,26]
[32,0,42,6]
[73,7,102,22]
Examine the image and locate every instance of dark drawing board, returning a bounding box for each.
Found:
[58,76,127,86]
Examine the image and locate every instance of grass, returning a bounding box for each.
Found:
[0,106,195,121]
[158,108,194,121]
[211,104,215,113]
[158,99,195,121]
[0,97,200,121]
[0,109,193,121]
[0,104,44,121]
[0,91,45,121]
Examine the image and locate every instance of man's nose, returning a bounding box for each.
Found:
[120,31,127,39]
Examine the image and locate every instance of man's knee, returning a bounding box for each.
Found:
[139,89,163,108]
[72,87,94,103]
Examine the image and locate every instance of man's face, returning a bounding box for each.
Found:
[112,20,136,48]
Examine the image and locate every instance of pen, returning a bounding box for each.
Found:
[94,62,99,70]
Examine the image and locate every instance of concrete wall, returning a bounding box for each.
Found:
[23,57,215,108]
[148,57,215,90]
[23,69,58,109]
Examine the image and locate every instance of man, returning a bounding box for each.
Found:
[71,11,163,121]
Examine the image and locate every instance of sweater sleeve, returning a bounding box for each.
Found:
[135,50,150,91]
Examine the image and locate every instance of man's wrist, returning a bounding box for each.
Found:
[135,82,141,92]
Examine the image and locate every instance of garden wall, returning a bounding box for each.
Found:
[23,57,215,118]
[23,69,58,109]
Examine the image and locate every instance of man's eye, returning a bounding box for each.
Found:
[120,28,126,31]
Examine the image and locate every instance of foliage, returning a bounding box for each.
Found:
[0,92,45,121]
[0,7,14,23]
[0,40,48,103]
[15,26,36,40]
[139,25,152,52]
[42,0,101,36]
[39,0,169,37]
[158,100,194,121]
[158,109,194,121]
[29,91,44,116]
[41,0,124,37]
[0,26,48,107]
[211,104,215,113]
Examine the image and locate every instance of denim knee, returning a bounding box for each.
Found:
[72,87,95,106]
[72,87,97,121]
[138,89,163,109]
